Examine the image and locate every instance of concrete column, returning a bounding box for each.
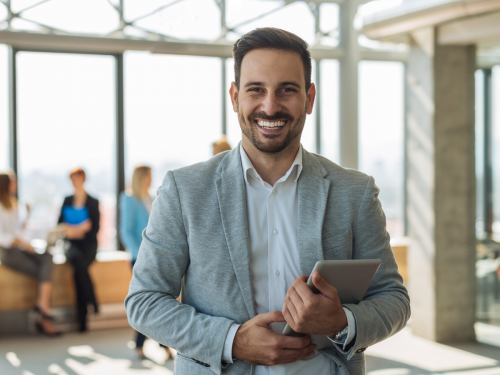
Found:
[407,27,476,342]
[339,0,362,169]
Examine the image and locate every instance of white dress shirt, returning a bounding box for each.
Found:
[0,203,21,248]
[222,145,356,374]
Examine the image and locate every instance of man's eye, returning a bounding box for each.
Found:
[282,88,297,93]
[249,88,262,92]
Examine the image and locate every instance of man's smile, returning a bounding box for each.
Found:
[255,119,287,132]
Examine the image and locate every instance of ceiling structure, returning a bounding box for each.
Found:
[0,0,409,62]
[360,0,500,67]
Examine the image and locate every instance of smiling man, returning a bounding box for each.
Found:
[125,28,410,375]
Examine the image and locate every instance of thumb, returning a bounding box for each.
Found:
[312,271,338,300]
[257,310,286,326]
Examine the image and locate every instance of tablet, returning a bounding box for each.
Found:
[282,259,381,338]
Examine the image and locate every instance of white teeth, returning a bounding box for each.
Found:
[257,120,286,128]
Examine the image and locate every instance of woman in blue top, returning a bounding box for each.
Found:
[120,165,173,360]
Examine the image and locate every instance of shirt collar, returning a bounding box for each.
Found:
[240,143,303,186]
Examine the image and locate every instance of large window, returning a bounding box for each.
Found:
[0,44,8,172]
[124,52,222,193]
[492,67,500,238]
[320,59,340,164]
[476,70,486,239]
[16,52,116,250]
[359,60,405,238]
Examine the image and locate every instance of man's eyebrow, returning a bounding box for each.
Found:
[244,81,264,87]
[243,81,302,88]
[280,81,301,89]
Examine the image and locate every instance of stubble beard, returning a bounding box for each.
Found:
[238,102,307,155]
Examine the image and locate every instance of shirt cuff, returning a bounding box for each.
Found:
[222,323,240,364]
[328,307,356,350]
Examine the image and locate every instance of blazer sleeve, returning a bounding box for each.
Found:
[88,197,100,239]
[125,171,234,375]
[339,176,410,359]
[58,197,69,224]
[119,194,141,253]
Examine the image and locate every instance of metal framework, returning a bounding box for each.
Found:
[483,68,494,240]
[2,0,411,247]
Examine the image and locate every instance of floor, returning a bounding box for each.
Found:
[1,324,500,375]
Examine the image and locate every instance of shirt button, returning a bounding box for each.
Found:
[272,189,277,195]
[275,270,280,276]
[273,229,279,235]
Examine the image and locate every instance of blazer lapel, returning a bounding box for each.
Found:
[297,149,331,276]
[215,147,256,318]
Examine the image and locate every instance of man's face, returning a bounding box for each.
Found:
[230,49,315,154]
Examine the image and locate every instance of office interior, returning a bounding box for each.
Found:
[1,0,500,374]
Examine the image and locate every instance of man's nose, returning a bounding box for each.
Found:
[260,92,281,115]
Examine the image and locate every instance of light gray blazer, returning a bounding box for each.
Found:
[125,146,410,375]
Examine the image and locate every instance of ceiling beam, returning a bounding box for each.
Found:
[438,11,500,45]
[0,30,344,60]
[362,0,500,42]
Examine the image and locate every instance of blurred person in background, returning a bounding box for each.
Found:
[120,165,174,360]
[213,135,232,156]
[58,168,100,332]
[0,172,61,336]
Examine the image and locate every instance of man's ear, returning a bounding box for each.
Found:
[229,82,239,112]
[306,83,316,115]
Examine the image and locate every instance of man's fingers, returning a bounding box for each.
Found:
[257,310,286,326]
[311,271,338,300]
[288,287,304,309]
[282,305,295,331]
[284,296,299,327]
[293,278,315,300]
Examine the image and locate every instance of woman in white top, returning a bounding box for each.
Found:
[0,173,60,336]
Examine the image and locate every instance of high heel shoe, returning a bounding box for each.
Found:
[33,306,55,321]
[35,320,62,337]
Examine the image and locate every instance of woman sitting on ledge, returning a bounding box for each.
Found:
[0,172,61,336]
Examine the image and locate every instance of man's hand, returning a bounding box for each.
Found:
[282,272,347,338]
[232,310,317,366]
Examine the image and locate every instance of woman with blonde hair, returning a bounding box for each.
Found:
[120,165,173,359]
[0,172,60,336]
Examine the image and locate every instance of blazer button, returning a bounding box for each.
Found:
[356,348,366,353]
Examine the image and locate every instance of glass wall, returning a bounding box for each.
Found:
[0,44,8,172]
[358,60,405,238]
[492,67,500,239]
[476,70,485,239]
[124,52,222,193]
[16,52,116,250]
[320,59,340,164]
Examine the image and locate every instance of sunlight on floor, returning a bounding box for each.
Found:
[367,325,500,374]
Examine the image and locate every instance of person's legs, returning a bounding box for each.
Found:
[130,259,147,355]
[0,247,39,277]
[36,252,54,315]
[66,245,89,331]
[81,245,98,314]
[0,248,60,335]
[136,331,147,349]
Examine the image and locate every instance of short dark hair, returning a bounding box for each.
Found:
[233,28,312,91]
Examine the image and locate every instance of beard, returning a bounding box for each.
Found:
[238,104,307,154]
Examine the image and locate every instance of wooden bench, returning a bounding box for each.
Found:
[0,251,132,335]
[391,238,409,283]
